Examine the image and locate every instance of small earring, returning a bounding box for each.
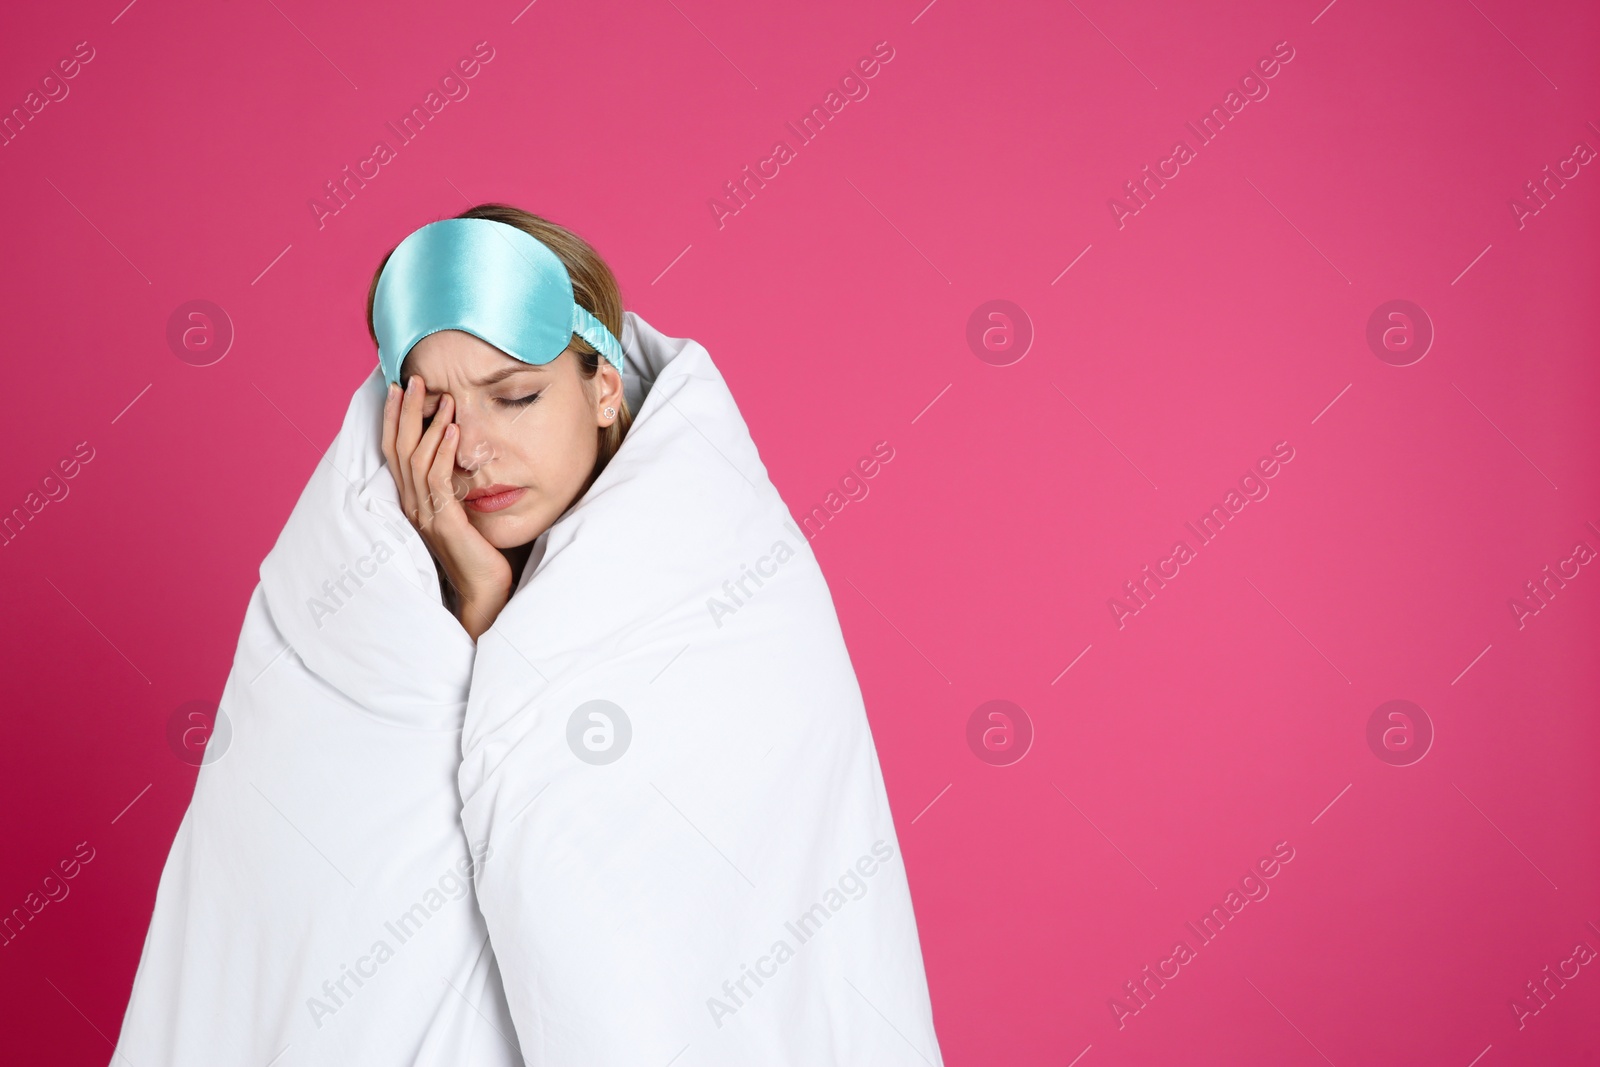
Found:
[603,406,616,420]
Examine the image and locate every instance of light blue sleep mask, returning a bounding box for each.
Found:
[372,216,626,387]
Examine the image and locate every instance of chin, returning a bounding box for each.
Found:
[469,506,542,550]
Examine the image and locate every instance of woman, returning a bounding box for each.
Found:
[114,205,943,1066]
[373,204,634,643]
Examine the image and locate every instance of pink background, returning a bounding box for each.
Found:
[3,0,1598,1063]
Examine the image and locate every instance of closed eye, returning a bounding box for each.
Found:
[498,390,543,408]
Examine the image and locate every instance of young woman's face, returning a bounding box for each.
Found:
[401,329,623,549]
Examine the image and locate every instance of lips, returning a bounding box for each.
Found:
[463,484,527,514]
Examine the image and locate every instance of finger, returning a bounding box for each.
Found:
[380,381,398,467]
[380,381,406,504]
[395,375,429,517]
[386,380,422,524]
[396,374,426,456]
[410,393,454,529]
[427,422,465,528]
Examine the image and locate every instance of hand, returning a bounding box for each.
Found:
[381,375,513,640]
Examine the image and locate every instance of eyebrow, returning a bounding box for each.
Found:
[423,363,545,391]
[474,364,545,387]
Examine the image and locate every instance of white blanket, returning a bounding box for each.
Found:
[114,311,942,1067]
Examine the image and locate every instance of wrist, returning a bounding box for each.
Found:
[456,583,510,641]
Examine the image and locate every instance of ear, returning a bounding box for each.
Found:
[593,359,625,427]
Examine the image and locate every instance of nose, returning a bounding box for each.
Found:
[451,403,495,473]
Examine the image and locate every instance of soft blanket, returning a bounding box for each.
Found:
[114,311,942,1067]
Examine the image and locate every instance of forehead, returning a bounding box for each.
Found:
[403,329,552,386]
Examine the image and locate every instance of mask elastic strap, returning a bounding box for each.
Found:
[571,304,626,372]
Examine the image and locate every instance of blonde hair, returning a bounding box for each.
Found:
[364,203,633,477]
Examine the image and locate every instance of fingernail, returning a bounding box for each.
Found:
[444,424,457,439]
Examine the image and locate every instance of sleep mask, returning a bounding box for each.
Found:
[372,216,627,387]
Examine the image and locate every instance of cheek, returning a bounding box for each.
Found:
[501,403,595,482]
